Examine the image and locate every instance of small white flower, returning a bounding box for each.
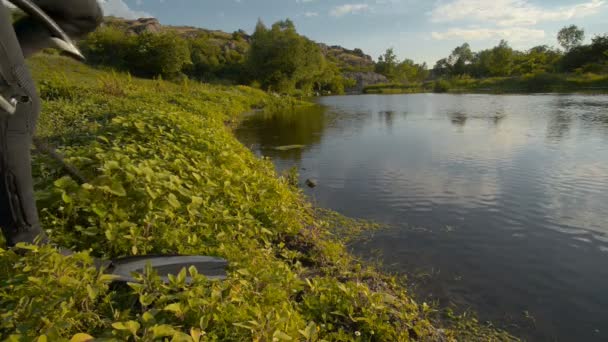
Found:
[355,331,361,337]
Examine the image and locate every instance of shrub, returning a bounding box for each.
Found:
[433,79,451,93]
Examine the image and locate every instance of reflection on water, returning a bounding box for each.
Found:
[235,94,608,342]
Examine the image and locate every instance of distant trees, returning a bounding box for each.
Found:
[187,33,248,81]
[80,18,349,94]
[432,25,607,79]
[128,32,191,78]
[558,25,585,52]
[248,19,347,94]
[80,26,134,68]
[81,28,191,78]
[376,48,428,83]
[560,33,608,72]
[79,19,606,92]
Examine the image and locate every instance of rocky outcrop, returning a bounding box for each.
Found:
[130,18,162,34]
[343,72,389,93]
[104,17,163,34]
[318,43,375,71]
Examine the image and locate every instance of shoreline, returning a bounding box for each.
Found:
[360,73,608,96]
[1,55,516,341]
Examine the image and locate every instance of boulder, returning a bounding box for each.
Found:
[305,179,318,188]
[343,71,389,93]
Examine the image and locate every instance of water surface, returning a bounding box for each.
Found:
[235,94,608,341]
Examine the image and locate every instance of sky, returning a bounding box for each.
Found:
[98,0,608,65]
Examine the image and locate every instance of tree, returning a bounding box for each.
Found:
[433,58,452,77]
[513,45,561,75]
[591,34,608,59]
[247,18,329,93]
[127,32,191,78]
[394,59,428,83]
[375,48,398,79]
[558,25,585,52]
[487,40,515,76]
[449,43,474,75]
[80,26,135,68]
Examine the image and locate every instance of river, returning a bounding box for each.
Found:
[235,94,608,341]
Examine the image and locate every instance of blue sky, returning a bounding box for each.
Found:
[99,0,608,65]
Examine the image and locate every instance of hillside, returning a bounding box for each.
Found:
[104,17,376,73]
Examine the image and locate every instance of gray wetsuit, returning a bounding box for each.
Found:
[0,0,102,246]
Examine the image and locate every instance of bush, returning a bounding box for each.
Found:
[433,79,451,93]
[126,32,191,78]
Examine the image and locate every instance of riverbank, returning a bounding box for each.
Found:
[0,56,514,341]
[363,72,608,95]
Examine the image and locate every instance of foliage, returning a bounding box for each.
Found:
[433,43,474,77]
[247,19,346,94]
[560,34,608,72]
[187,33,248,82]
[558,25,585,52]
[435,72,608,93]
[127,32,191,78]
[81,29,192,79]
[80,26,135,69]
[363,82,429,94]
[0,55,515,341]
[376,48,428,83]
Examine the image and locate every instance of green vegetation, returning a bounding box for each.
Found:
[79,18,352,95]
[375,48,429,84]
[370,25,608,94]
[427,73,608,94]
[558,25,585,52]
[77,18,608,96]
[247,19,346,94]
[0,56,514,341]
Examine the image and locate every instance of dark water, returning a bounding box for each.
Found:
[235,94,608,341]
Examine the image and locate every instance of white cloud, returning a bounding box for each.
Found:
[431,0,605,27]
[330,4,370,17]
[99,0,153,19]
[304,11,319,17]
[431,27,546,42]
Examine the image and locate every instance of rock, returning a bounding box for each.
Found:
[131,18,162,34]
[305,179,317,188]
[343,71,389,93]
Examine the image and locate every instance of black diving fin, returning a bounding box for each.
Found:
[1,0,85,115]
[7,0,85,60]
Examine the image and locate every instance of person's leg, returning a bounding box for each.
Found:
[0,3,47,246]
[13,0,104,58]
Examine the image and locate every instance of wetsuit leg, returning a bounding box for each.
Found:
[0,3,46,246]
[0,1,102,246]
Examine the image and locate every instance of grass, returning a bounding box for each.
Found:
[0,55,515,341]
[362,73,608,95]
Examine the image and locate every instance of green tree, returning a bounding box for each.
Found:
[449,43,474,75]
[188,35,223,79]
[519,45,561,74]
[433,58,452,77]
[375,48,398,79]
[127,32,191,78]
[394,59,428,83]
[558,25,585,52]
[80,26,135,68]
[487,40,515,76]
[247,19,329,94]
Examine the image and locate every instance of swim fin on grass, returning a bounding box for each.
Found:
[98,255,229,283]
